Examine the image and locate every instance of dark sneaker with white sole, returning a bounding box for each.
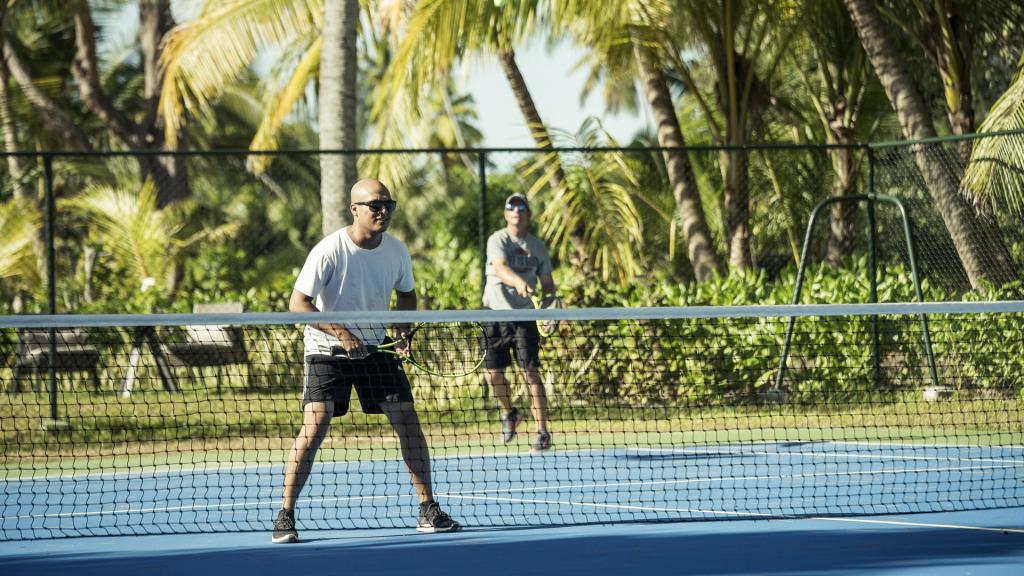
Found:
[417,501,462,533]
[271,508,298,543]
[501,408,523,444]
[531,430,552,452]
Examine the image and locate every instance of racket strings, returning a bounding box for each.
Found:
[408,322,485,376]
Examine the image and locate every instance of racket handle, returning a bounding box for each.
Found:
[329,345,379,358]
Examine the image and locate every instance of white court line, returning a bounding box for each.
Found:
[2,493,404,521]
[834,440,1024,451]
[439,463,1021,496]
[630,447,1024,465]
[813,516,1024,534]
[440,494,1024,534]
[4,462,1018,522]
[6,440,1021,483]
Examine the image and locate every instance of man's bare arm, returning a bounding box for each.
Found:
[289,289,366,356]
[491,259,533,297]
[393,289,417,354]
[539,273,556,298]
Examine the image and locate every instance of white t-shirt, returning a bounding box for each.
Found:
[294,227,414,356]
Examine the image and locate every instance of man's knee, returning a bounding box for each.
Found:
[382,400,419,425]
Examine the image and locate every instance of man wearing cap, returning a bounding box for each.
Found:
[482,193,556,452]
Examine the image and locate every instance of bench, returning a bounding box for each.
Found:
[12,329,101,392]
[161,303,252,390]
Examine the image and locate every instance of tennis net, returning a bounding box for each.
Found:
[1,302,1022,540]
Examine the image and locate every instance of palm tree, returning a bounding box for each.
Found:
[66,172,239,305]
[377,0,593,274]
[565,0,725,281]
[527,119,647,285]
[790,0,889,266]
[0,196,41,311]
[68,0,189,206]
[842,0,1016,288]
[159,0,458,235]
[877,0,1024,143]
[645,0,800,271]
[962,54,1024,215]
[318,0,359,234]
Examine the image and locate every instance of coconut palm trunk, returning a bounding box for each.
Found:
[71,1,189,207]
[826,126,858,266]
[0,59,29,200]
[635,46,724,281]
[319,0,359,235]
[842,0,1015,289]
[497,48,591,274]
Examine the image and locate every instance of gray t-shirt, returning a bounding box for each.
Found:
[482,229,553,310]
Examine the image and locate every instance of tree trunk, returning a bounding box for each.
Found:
[722,148,752,270]
[3,40,91,150]
[842,0,1016,289]
[139,0,189,207]
[497,48,591,275]
[0,44,45,285]
[826,124,858,267]
[634,46,724,281]
[318,0,359,235]
[0,57,30,199]
[71,1,189,206]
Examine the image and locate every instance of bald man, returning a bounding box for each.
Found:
[272,179,460,543]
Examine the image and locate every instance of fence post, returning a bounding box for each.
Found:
[478,151,487,296]
[477,151,491,406]
[866,147,879,385]
[42,154,68,432]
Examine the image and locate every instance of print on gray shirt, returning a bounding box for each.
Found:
[482,229,552,310]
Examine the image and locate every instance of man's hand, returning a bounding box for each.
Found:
[515,279,534,298]
[335,327,369,359]
[394,330,412,358]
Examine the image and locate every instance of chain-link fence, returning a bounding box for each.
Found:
[1,130,1022,314]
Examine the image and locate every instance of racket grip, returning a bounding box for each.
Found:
[330,345,379,358]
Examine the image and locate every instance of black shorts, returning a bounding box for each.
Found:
[483,321,541,370]
[302,350,414,417]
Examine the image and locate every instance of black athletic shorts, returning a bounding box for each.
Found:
[483,321,541,370]
[302,346,414,417]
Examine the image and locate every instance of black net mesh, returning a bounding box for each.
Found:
[1,305,1021,540]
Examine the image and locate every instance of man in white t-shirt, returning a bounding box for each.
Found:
[271,179,460,543]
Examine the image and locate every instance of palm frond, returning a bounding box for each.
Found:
[65,181,181,289]
[0,197,41,284]
[249,35,321,170]
[963,56,1024,215]
[159,0,322,145]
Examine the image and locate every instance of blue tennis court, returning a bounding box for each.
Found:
[3,441,1023,574]
[4,441,1022,537]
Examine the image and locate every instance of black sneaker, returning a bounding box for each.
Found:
[271,508,298,543]
[417,501,461,533]
[501,408,523,444]
[531,430,552,453]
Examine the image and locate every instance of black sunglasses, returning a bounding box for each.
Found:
[353,200,397,213]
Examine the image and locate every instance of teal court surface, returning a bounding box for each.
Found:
[2,441,1023,575]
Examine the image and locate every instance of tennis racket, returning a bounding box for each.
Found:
[535,295,563,337]
[332,322,485,378]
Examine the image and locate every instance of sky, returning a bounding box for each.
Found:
[462,39,650,148]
